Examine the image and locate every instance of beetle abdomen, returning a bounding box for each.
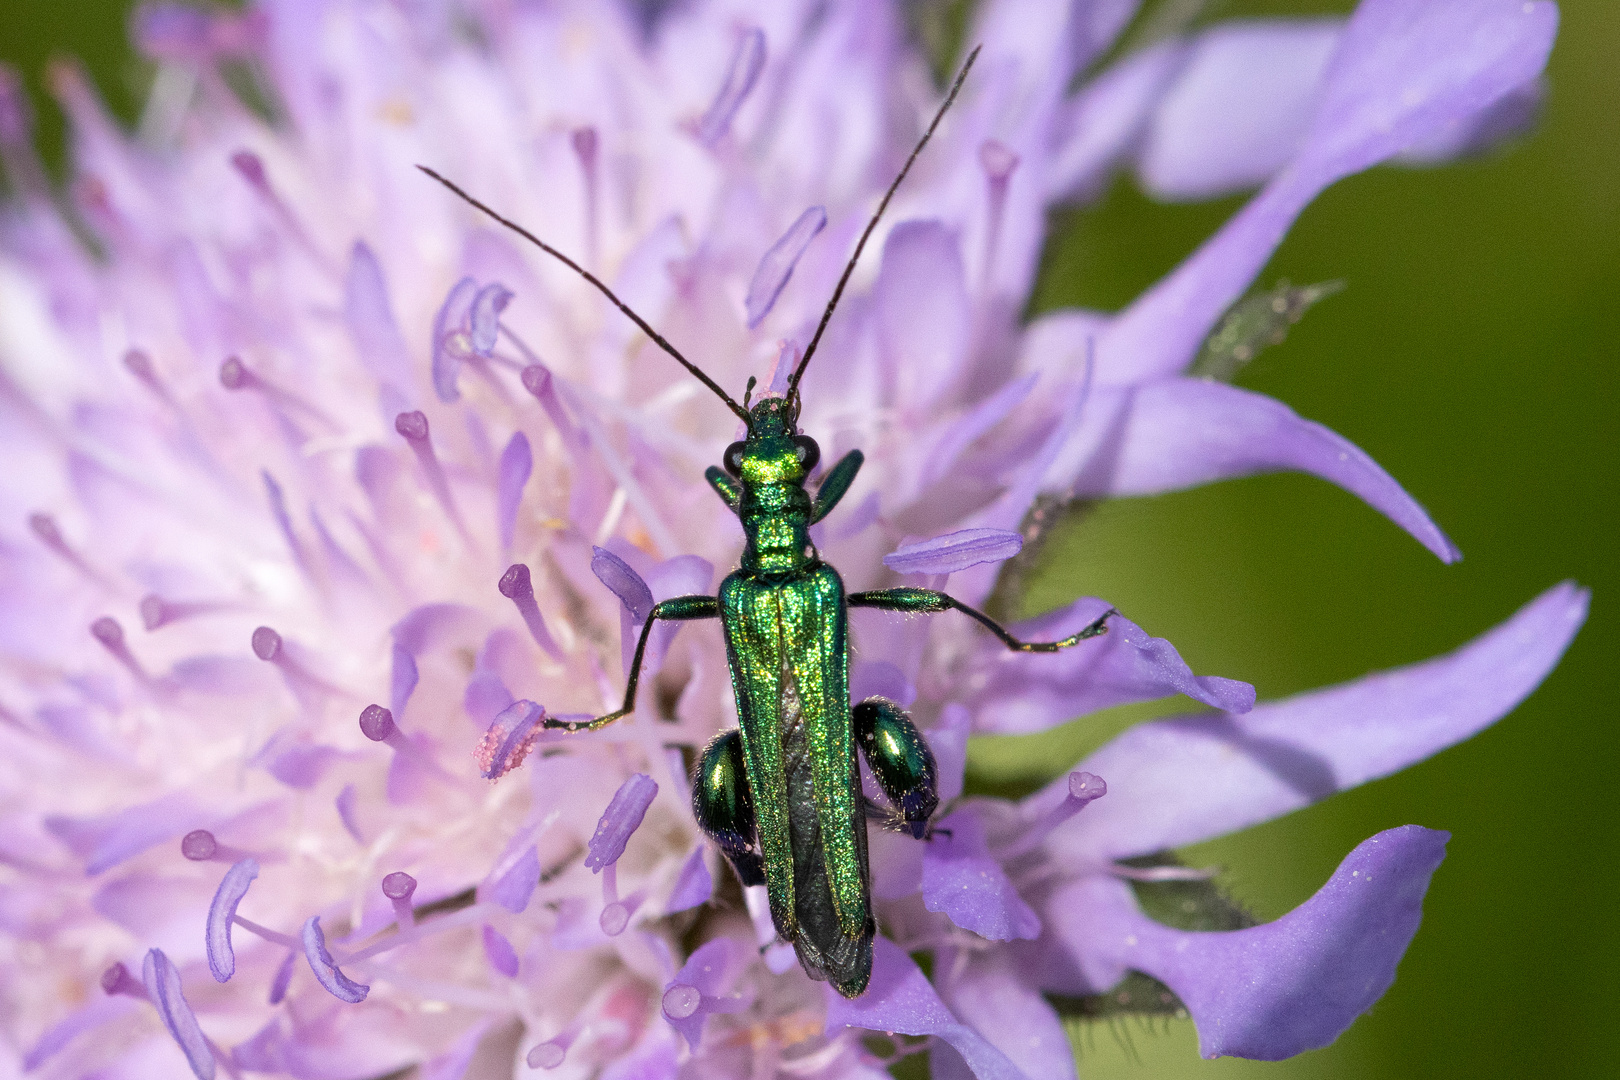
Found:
[780,671,873,997]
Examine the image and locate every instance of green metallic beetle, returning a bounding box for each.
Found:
[422,47,1110,997]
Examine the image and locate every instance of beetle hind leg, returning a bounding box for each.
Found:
[854,698,939,840]
[692,729,766,886]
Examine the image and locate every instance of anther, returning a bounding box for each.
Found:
[181,829,252,864]
[231,149,332,269]
[100,962,150,1000]
[1004,771,1107,857]
[123,348,178,408]
[395,411,469,542]
[140,594,229,631]
[585,774,657,935]
[29,513,108,585]
[91,617,153,684]
[526,1023,582,1070]
[662,984,701,1020]
[695,27,765,148]
[230,150,266,188]
[571,126,599,268]
[253,626,341,708]
[519,364,587,451]
[381,871,417,929]
[497,564,563,659]
[979,139,1020,287]
[477,700,546,780]
[251,626,282,661]
[221,356,339,429]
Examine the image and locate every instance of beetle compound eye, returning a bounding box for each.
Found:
[723,441,747,476]
[792,436,820,475]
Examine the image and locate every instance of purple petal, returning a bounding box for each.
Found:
[421,1020,491,1080]
[45,791,203,875]
[261,471,310,575]
[389,643,419,721]
[482,924,520,977]
[1048,377,1460,562]
[464,671,515,727]
[918,373,1038,490]
[1399,77,1544,163]
[667,845,713,913]
[591,546,654,622]
[641,553,715,673]
[883,528,1023,576]
[344,241,414,404]
[966,597,1254,734]
[921,808,1041,941]
[663,936,737,1049]
[745,206,826,328]
[301,916,369,1003]
[268,949,296,1004]
[932,704,972,805]
[593,546,657,674]
[469,282,513,355]
[1137,20,1343,200]
[825,937,1025,1080]
[1058,582,1587,863]
[142,948,217,1080]
[874,221,970,411]
[584,774,659,871]
[206,857,259,982]
[487,846,540,913]
[476,699,544,780]
[1047,40,1188,202]
[231,1018,285,1071]
[849,661,915,709]
[1098,0,1558,384]
[255,731,339,790]
[22,997,135,1072]
[335,784,364,844]
[431,277,477,403]
[939,952,1076,1080]
[391,602,481,656]
[1075,826,1448,1060]
[696,27,766,147]
[496,432,532,552]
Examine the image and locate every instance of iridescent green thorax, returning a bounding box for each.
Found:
[733,398,817,575]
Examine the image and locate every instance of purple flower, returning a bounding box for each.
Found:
[0,0,1575,1078]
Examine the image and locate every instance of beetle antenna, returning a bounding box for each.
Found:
[417,165,751,423]
[785,44,981,408]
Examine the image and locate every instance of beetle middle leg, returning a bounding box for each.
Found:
[545,594,718,732]
[848,588,1113,652]
[854,698,938,839]
[692,729,766,886]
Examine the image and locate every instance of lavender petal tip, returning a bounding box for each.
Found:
[584,773,658,871]
[477,699,545,780]
[883,528,1023,576]
[142,948,217,1079]
[301,916,369,1004]
[206,856,259,982]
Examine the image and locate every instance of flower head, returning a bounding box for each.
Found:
[0,1,1578,1078]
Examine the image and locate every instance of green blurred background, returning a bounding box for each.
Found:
[1,1,1613,1077]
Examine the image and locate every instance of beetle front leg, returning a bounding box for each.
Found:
[854,698,938,839]
[848,588,1113,653]
[692,729,766,886]
[545,594,718,732]
[810,449,864,524]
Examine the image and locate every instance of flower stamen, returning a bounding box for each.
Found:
[394,411,469,543]
[497,564,563,659]
[381,871,417,929]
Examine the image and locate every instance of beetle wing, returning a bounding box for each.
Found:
[719,565,872,981]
